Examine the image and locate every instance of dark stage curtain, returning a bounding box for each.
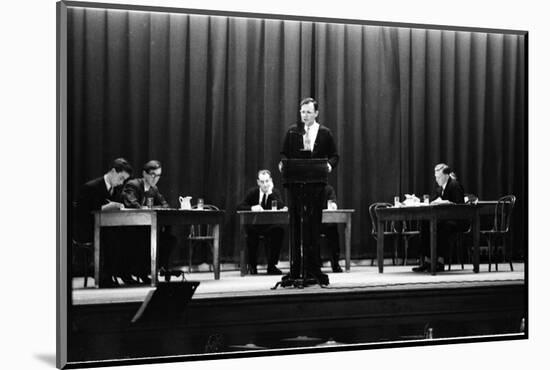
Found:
[67,7,526,263]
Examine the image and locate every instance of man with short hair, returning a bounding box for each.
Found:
[279,97,339,286]
[122,160,169,209]
[237,169,286,275]
[74,157,133,287]
[121,160,176,283]
[412,163,466,272]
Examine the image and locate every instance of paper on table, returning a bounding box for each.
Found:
[431,198,451,205]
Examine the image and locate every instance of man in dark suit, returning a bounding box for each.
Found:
[74,158,133,287]
[237,169,286,275]
[412,163,466,272]
[322,184,343,273]
[121,160,177,283]
[279,97,339,286]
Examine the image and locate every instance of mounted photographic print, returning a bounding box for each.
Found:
[57,0,527,368]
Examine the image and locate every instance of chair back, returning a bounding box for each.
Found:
[189,204,220,238]
[492,195,516,233]
[368,202,394,236]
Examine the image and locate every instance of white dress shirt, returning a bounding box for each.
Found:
[103,174,112,194]
[303,122,320,151]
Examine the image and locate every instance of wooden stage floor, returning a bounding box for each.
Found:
[67,262,526,364]
[72,262,525,305]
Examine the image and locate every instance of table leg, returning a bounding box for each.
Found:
[150,214,158,286]
[345,216,351,272]
[377,220,384,273]
[472,212,480,273]
[238,216,246,276]
[430,217,437,275]
[212,224,220,280]
[94,213,100,288]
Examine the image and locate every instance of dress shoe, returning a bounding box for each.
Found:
[159,267,169,282]
[311,272,329,286]
[160,268,183,282]
[267,266,283,275]
[412,262,430,272]
[248,265,258,275]
[138,274,151,284]
[331,263,343,273]
[119,274,139,285]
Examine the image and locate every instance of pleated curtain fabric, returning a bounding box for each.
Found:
[67,8,526,261]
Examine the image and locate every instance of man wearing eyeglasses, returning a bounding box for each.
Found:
[121,160,176,283]
[122,160,169,209]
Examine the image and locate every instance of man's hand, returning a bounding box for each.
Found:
[251,205,263,212]
[102,201,124,211]
[278,161,283,173]
[430,197,451,205]
[327,163,332,173]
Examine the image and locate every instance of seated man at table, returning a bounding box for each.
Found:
[412,163,466,273]
[322,184,343,273]
[237,169,286,275]
[121,160,177,283]
[74,157,133,287]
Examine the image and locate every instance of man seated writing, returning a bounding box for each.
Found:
[121,160,177,283]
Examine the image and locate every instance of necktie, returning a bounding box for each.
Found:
[304,126,311,151]
[261,192,267,209]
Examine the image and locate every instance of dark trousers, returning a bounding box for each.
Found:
[119,226,177,277]
[98,228,121,285]
[287,183,325,278]
[419,220,466,260]
[246,225,284,268]
[321,224,340,265]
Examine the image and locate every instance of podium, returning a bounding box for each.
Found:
[272,158,329,289]
[281,158,329,185]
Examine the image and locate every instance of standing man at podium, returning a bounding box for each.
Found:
[279,97,339,286]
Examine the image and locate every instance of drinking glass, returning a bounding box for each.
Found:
[423,194,430,204]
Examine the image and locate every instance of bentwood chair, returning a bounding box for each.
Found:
[447,193,479,271]
[187,204,220,273]
[393,217,421,266]
[481,195,516,271]
[369,203,399,266]
[71,201,93,287]
[72,239,93,287]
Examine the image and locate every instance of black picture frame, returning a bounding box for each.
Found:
[56,1,529,369]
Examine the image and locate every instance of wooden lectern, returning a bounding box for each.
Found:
[272,158,329,289]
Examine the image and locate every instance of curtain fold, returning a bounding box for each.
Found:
[68,7,526,262]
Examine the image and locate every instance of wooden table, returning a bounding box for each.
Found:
[236,209,355,276]
[375,204,481,275]
[93,208,225,287]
